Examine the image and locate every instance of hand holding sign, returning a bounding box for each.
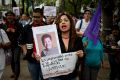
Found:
[76,50,84,57]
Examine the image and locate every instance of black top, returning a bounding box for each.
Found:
[54,35,84,80]
[2,21,23,47]
[19,24,37,62]
[19,22,46,62]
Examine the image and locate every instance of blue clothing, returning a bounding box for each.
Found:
[81,37,104,80]
[82,37,103,67]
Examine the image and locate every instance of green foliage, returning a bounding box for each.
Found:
[64,0,74,13]
[57,0,82,17]
[58,0,96,16]
[21,0,98,16]
[82,0,92,4]
[39,0,56,6]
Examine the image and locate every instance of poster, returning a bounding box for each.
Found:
[2,11,7,17]
[32,24,78,79]
[40,52,78,79]
[13,7,20,16]
[32,24,61,57]
[44,6,56,16]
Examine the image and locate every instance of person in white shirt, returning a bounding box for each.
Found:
[0,28,10,79]
[75,10,92,37]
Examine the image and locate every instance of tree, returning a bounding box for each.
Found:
[101,0,115,41]
[2,0,5,6]
[102,0,114,29]
[62,0,93,17]
[21,0,25,14]
[12,0,17,7]
[68,0,81,17]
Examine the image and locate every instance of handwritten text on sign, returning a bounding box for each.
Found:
[40,52,78,79]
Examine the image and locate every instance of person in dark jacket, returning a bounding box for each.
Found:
[19,8,46,80]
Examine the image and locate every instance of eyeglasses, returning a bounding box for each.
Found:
[33,16,41,18]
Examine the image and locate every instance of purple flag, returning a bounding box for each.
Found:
[84,1,101,45]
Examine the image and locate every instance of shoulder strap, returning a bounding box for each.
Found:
[79,19,83,29]
[0,29,3,43]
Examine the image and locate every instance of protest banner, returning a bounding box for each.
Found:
[44,6,56,16]
[32,24,61,57]
[40,52,78,79]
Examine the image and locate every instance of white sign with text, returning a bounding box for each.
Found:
[44,6,56,16]
[40,52,78,79]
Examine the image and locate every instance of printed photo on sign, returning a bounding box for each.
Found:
[32,24,61,57]
[36,32,59,57]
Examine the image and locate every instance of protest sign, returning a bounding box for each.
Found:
[44,6,56,16]
[40,52,78,79]
[32,24,61,57]
[32,25,78,79]
[13,7,20,16]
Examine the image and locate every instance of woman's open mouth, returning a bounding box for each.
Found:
[62,25,67,29]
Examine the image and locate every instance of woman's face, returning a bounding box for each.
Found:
[44,37,52,50]
[59,15,70,33]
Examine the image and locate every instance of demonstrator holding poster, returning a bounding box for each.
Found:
[19,8,46,80]
[47,12,84,80]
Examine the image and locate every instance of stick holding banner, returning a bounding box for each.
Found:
[84,0,101,45]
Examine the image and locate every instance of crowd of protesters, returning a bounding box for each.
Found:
[0,3,120,80]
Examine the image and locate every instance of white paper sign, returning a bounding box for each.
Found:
[44,6,56,16]
[13,7,20,16]
[0,29,10,44]
[32,24,61,57]
[40,52,78,79]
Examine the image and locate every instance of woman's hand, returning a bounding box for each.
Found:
[76,50,84,57]
[76,30,84,36]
